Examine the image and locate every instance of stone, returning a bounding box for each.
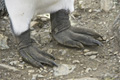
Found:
[67,77,99,80]
[85,68,92,73]
[0,34,9,49]
[30,21,39,27]
[83,49,90,53]
[18,64,24,69]
[53,64,76,77]
[9,61,19,66]
[28,70,35,73]
[89,55,97,59]
[0,63,19,71]
[37,14,50,21]
[100,0,113,12]
[72,60,80,64]
[84,51,98,56]
[59,49,67,55]
[32,74,44,80]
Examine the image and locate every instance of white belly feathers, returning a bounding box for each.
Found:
[5,0,74,35]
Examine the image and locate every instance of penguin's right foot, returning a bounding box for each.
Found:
[17,30,57,68]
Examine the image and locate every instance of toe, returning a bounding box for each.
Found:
[71,27,103,39]
[26,47,57,67]
[33,46,55,60]
[71,33,102,46]
[63,39,84,48]
[19,50,44,68]
[36,57,58,67]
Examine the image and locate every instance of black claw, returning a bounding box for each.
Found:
[51,61,58,67]
[36,62,44,69]
[20,50,40,68]
[19,47,57,68]
[16,29,57,68]
[40,51,55,60]
[93,40,103,46]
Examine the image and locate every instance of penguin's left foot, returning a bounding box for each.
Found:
[50,9,103,49]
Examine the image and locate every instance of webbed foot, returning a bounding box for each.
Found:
[17,30,57,68]
[50,9,102,48]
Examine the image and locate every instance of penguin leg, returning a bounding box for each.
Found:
[16,30,57,68]
[50,9,103,49]
[5,0,57,68]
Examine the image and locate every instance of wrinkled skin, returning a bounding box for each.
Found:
[2,5,103,67]
[15,9,103,68]
[52,27,102,49]
[17,30,58,68]
[51,9,102,49]
[10,9,103,68]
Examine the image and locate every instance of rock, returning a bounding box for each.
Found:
[41,17,48,22]
[89,55,97,59]
[32,74,44,80]
[53,64,76,77]
[78,0,100,10]
[9,61,19,66]
[32,74,37,80]
[114,51,118,55]
[0,34,9,49]
[28,70,35,73]
[37,74,44,78]
[67,77,99,80]
[72,60,80,64]
[30,21,39,27]
[59,49,67,55]
[83,49,90,53]
[47,49,53,54]
[88,9,92,13]
[59,57,64,60]
[0,63,19,71]
[85,68,92,73]
[37,14,50,21]
[100,0,113,12]
[39,30,51,44]
[18,64,24,69]
[84,51,98,56]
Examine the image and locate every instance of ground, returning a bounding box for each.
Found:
[0,0,120,80]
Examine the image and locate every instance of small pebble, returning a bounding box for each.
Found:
[53,64,76,77]
[84,51,98,56]
[73,60,80,64]
[18,64,24,69]
[114,51,118,55]
[30,21,38,27]
[85,68,92,73]
[68,77,99,80]
[28,70,35,73]
[32,74,37,80]
[88,9,92,12]
[89,55,97,59]
[0,34,9,49]
[9,61,19,66]
[84,49,90,53]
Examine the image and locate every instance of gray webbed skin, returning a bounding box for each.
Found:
[4,0,102,68]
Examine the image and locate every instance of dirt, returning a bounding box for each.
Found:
[0,0,120,80]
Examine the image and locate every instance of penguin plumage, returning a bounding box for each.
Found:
[5,0,74,35]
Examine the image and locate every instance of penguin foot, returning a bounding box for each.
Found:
[19,44,57,68]
[52,27,103,49]
[17,30,57,68]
